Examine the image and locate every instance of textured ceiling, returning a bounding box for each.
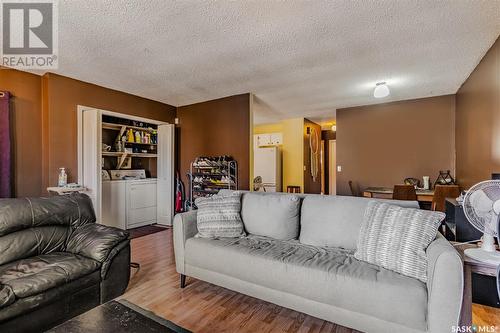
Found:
[53,0,500,124]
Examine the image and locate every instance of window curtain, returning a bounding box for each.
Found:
[0,91,12,198]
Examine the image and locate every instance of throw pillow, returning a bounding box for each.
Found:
[195,192,245,238]
[354,201,445,282]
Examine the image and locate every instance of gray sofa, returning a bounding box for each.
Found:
[173,192,463,333]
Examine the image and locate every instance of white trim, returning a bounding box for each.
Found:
[77,105,85,184]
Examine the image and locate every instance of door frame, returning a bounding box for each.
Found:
[329,140,336,195]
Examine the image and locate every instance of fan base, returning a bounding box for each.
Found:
[464,248,500,265]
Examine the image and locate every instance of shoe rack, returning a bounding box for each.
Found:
[187,156,238,209]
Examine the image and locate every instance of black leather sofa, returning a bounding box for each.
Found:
[0,193,131,332]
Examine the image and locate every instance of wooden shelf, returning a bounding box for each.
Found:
[102,122,156,133]
[102,151,157,158]
[124,141,157,146]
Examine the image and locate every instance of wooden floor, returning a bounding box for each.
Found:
[121,229,500,332]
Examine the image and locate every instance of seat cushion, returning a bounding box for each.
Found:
[185,235,428,331]
[0,253,100,298]
[240,192,301,240]
[0,270,101,323]
[299,195,420,250]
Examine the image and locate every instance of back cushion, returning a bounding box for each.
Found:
[0,193,96,236]
[299,195,419,250]
[0,226,69,266]
[241,192,301,240]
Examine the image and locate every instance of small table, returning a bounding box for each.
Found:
[363,187,434,202]
[47,300,190,333]
[454,243,498,327]
[47,186,87,195]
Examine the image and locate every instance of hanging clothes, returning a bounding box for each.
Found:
[0,91,12,198]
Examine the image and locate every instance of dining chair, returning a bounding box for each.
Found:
[392,184,417,201]
[431,185,461,212]
[287,185,301,193]
[348,180,359,197]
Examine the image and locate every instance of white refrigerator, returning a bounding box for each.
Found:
[253,146,282,192]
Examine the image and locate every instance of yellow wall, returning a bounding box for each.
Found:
[282,118,304,192]
[254,122,284,134]
[253,119,304,192]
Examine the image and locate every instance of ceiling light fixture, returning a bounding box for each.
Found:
[331,125,336,132]
[373,82,390,98]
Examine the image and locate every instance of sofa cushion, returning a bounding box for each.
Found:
[0,270,101,323]
[299,195,420,250]
[66,223,129,262]
[355,201,444,283]
[0,253,100,298]
[0,226,69,266]
[185,235,427,331]
[194,192,245,238]
[0,193,96,237]
[0,284,15,309]
[240,192,301,240]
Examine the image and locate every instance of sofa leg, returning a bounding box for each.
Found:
[180,274,186,288]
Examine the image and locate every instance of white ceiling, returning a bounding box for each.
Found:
[53,0,500,124]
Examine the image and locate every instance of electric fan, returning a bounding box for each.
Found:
[463,180,500,264]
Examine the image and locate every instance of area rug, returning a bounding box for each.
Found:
[129,225,168,239]
[118,300,191,333]
[47,300,191,333]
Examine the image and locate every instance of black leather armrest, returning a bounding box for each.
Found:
[66,223,129,262]
[100,240,131,302]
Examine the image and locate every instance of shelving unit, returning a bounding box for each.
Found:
[101,115,158,171]
[187,156,238,209]
[78,106,175,227]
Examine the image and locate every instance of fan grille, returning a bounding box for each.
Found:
[463,180,500,237]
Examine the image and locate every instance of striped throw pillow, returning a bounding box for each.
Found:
[354,201,445,282]
[195,192,245,238]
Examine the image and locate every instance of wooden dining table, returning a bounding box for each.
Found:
[363,187,435,202]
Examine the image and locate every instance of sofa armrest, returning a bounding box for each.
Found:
[173,210,198,274]
[426,233,463,333]
[66,223,129,263]
[100,240,130,303]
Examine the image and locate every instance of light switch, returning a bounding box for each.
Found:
[337,165,342,172]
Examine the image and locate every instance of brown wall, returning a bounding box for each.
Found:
[0,68,43,197]
[336,95,456,196]
[303,119,322,194]
[456,37,500,189]
[177,94,251,191]
[41,73,176,190]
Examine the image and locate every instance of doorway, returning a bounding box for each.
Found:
[329,140,336,195]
